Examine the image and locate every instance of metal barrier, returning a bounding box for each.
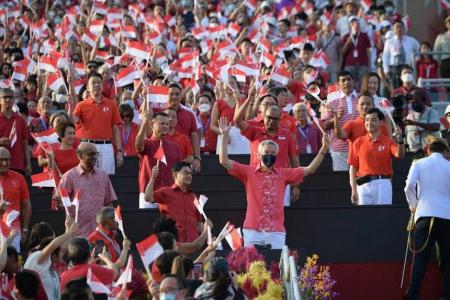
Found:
[280,245,302,300]
[414,51,450,89]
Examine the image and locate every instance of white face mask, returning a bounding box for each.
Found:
[198,103,211,113]
[401,73,414,83]
[160,293,176,300]
[55,94,66,103]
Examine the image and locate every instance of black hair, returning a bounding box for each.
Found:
[153,216,179,240]
[207,257,232,299]
[269,86,288,97]
[119,103,134,119]
[87,72,103,82]
[152,111,169,120]
[359,91,374,104]
[278,19,291,27]
[17,102,28,116]
[303,43,314,52]
[7,246,18,261]
[198,93,212,103]
[172,161,192,173]
[168,82,183,92]
[161,274,188,289]
[259,94,278,104]
[401,65,413,73]
[61,278,92,300]
[365,108,384,120]
[68,237,91,265]
[15,270,39,298]
[155,250,179,276]
[157,232,176,250]
[337,70,353,80]
[429,142,448,154]
[27,222,55,251]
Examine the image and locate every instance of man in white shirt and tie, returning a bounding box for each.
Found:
[382,20,420,89]
[404,136,450,300]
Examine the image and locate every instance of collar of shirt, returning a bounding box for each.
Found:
[170,183,192,193]
[98,225,115,239]
[254,164,279,174]
[0,170,13,179]
[150,135,163,142]
[75,164,97,176]
[86,97,105,105]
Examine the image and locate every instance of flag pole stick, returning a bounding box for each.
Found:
[401,212,415,288]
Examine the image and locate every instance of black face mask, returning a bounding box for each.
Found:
[411,103,424,113]
[262,154,277,168]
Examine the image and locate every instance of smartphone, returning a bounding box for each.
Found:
[193,262,203,279]
[93,240,105,257]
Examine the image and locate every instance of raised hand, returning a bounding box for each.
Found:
[218,117,231,135]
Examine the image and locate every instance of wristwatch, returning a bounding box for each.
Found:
[22,228,29,233]
[194,156,201,161]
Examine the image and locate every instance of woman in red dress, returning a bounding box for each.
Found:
[118,104,139,156]
[197,94,217,154]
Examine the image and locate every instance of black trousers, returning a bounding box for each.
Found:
[406,217,450,300]
[390,65,404,90]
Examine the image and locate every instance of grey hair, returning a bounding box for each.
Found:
[258,140,279,155]
[96,207,115,225]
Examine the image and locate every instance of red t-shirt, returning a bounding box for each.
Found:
[199,113,217,153]
[36,142,80,175]
[340,32,371,66]
[164,132,193,160]
[119,123,139,156]
[153,184,202,243]
[175,108,198,137]
[0,170,29,230]
[242,125,297,168]
[60,263,115,291]
[137,137,181,193]
[0,112,29,171]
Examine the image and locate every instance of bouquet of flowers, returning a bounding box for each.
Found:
[299,254,338,300]
[226,247,283,299]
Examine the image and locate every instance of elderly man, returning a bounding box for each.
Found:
[0,147,32,252]
[404,137,450,300]
[349,108,405,205]
[59,142,117,237]
[145,161,202,243]
[0,88,31,175]
[292,103,323,154]
[219,117,329,249]
[72,73,123,174]
[28,96,53,133]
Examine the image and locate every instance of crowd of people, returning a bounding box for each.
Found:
[0,0,449,299]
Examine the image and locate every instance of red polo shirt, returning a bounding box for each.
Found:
[138,137,181,193]
[0,170,29,230]
[342,117,390,142]
[60,263,115,291]
[242,125,297,168]
[88,226,121,262]
[73,97,122,140]
[175,108,198,137]
[153,184,201,243]
[228,161,304,232]
[0,112,29,171]
[348,134,398,177]
[340,32,371,66]
[164,132,193,160]
[248,113,296,134]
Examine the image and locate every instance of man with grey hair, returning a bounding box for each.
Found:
[219,117,329,248]
[28,96,53,133]
[88,207,129,263]
[59,142,117,236]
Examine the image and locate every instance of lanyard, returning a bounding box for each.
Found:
[39,118,48,131]
[201,116,211,133]
[297,125,309,139]
[96,227,122,256]
[122,125,132,146]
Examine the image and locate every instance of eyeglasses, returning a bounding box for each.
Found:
[265,115,280,121]
[121,114,132,119]
[0,95,14,100]
[85,151,99,157]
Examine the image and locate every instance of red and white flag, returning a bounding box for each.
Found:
[310,51,330,70]
[153,140,167,165]
[224,225,243,251]
[8,121,17,147]
[193,195,208,219]
[327,84,341,102]
[122,25,137,39]
[74,63,86,76]
[74,78,87,95]
[2,210,19,228]
[30,128,59,144]
[126,41,151,60]
[147,86,169,104]
[114,205,126,238]
[47,72,66,92]
[12,65,27,82]
[234,61,259,77]
[90,19,105,35]
[72,190,81,223]
[247,28,262,44]
[93,2,108,15]
[271,67,291,85]
[228,23,241,37]
[107,7,123,21]
[31,171,56,188]
[361,0,373,12]
[379,98,394,113]
[136,234,164,274]
[39,56,57,73]
[114,255,133,287]
[245,0,257,12]
[59,187,72,215]
[0,219,11,244]
[116,66,140,87]
[260,51,276,67]
[81,29,98,48]
[87,268,111,295]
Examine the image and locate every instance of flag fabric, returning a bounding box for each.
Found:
[122,25,137,39]
[114,255,133,287]
[89,19,105,35]
[8,121,17,147]
[12,65,27,81]
[72,190,81,223]
[87,268,111,295]
[260,51,276,67]
[59,187,72,215]
[74,63,86,76]
[271,67,291,85]
[361,0,373,12]
[224,225,243,251]
[234,61,259,77]
[114,205,126,238]
[47,72,66,92]
[193,195,208,219]
[115,66,140,87]
[2,210,19,228]
[228,23,241,37]
[0,219,11,244]
[126,41,151,60]
[81,29,98,48]
[136,234,164,274]
[147,86,169,104]
[310,51,330,70]
[31,171,56,188]
[379,98,394,113]
[327,84,341,102]
[153,140,167,165]
[39,56,57,73]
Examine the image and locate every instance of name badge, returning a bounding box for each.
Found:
[353,49,358,58]
[278,135,286,140]
[306,143,312,153]
[200,137,206,147]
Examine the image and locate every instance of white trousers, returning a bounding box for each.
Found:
[284,185,291,207]
[357,179,392,205]
[330,150,349,171]
[95,143,116,175]
[243,229,286,249]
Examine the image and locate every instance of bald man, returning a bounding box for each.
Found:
[59,142,117,236]
[0,147,31,252]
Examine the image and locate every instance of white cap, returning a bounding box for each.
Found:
[445,104,450,115]
[261,1,270,8]
[348,16,359,23]
[381,20,391,28]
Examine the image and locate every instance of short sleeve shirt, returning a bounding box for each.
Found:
[0,112,29,171]
[0,170,29,230]
[164,133,193,160]
[405,107,440,152]
[74,97,122,140]
[175,108,198,137]
[342,117,390,143]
